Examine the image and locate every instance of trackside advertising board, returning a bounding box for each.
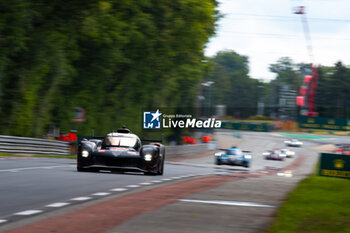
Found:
[221,121,271,132]
[319,153,350,179]
[299,116,350,131]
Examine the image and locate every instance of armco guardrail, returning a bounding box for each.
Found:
[0,135,70,155]
[165,142,216,159]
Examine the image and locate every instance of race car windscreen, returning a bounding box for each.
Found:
[227,150,242,155]
[104,136,137,147]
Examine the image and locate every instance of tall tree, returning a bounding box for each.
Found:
[316,62,350,118]
[207,50,261,118]
[0,0,219,137]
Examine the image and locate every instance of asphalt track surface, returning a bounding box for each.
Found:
[0,158,213,219]
[0,131,345,232]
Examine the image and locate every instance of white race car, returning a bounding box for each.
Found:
[280,148,295,158]
[284,139,303,147]
[262,150,285,161]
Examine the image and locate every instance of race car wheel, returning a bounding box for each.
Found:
[215,159,222,165]
[77,167,97,172]
[77,167,89,172]
[157,159,164,175]
[144,171,157,176]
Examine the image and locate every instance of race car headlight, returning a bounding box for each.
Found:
[144,154,152,161]
[244,154,252,159]
[82,150,89,158]
[215,152,223,157]
[262,152,269,156]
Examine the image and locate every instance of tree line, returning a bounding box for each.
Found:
[0,0,219,137]
[208,52,350,120]
[0,1,348,138]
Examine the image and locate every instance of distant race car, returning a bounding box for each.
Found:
[263,150,285,161]
[77,127,165,175]
[214,147,252,168]
[334,144,350,155]
[280,148,295,158]
[284,139,303,147]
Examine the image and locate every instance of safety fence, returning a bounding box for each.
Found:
[0,135,215,157]
[0,135,70,155]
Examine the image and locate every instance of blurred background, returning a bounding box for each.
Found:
[0,0,348,142]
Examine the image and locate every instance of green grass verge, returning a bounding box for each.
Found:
[0,153,76,159]
[268,175,350,233]
[279,133,330,139]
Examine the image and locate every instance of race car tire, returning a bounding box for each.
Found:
[144,171,157,176]
[77,167,98,172]
[157,159,164,175]
[215,159,222,165]
[77,167,89,172]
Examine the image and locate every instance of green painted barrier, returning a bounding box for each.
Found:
[319,153,350,179]
[299,116,350,131]
[221,122,271,132]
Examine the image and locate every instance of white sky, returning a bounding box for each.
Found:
[205,0,350,82]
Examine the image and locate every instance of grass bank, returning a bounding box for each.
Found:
[268,175,350,233]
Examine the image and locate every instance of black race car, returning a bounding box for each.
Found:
[77,127,165,175]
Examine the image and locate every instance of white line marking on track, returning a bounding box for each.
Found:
[0,165,74,173]
[171,177,181,179]
[92,192,110,196]
[110,188,127,192]
[162,178,171,181]
[46,202,70,208]
[126,185,140,188]
[0,219,7,224]
[139,182,151,185]
[14,210,43,216]
[152,180,162,183]
[179,199,274,208]
[71,197,92,201]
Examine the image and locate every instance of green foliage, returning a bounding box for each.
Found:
[0,0,219,137]
[269,57,303,91]
[316,62,350,118]
[266,57,349,119]
[207,50,262,118]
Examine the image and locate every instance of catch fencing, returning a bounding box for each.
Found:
[0,135,70,155]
